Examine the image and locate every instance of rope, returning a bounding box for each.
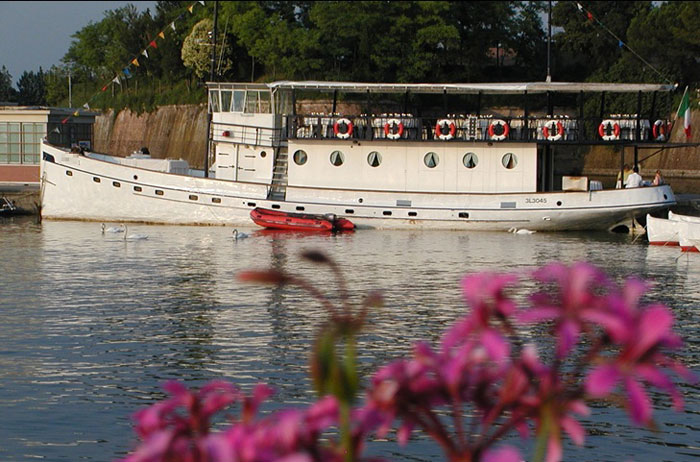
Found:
[573,2,674,85]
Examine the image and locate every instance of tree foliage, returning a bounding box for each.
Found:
[0,66,17,103]
[9,0,693,112]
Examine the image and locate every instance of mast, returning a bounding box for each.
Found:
[204,1,219,178]
[546,0,552,82]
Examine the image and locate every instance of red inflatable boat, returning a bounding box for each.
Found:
[250,208,355,232]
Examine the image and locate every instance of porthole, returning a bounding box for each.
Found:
[501,153,517,169]
[65,170,73,176]
[330,150,344,166]
[133,175,138,180]
[293,150,307,165]
[260,151,267,158]
[367,151,382,167]
[463,152,478,169]
[112,181,121,187]
[212,197,221,204]
[296,206,305,211]
[424,152,439,168]
[93,177,101,183]
[155,190,164,196]
[133,186,142,192]
[189,195,198,201]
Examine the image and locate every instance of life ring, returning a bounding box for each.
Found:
[488,119,510,141]
[598,119,620,141]
[542,120,564,141]
[333,118,353,139]
[652,119,668,141]
[435,119,456,140]
[384,118,405,140]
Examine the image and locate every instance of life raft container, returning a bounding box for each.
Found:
[333,118,354,139]
[488,120,510,141]
[384,118,404,140]
[542,120,564,141]
[435,119,456,140]
[598,120,620,141]
[652,119,669,141]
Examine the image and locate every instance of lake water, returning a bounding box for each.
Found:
[0,217,698,462]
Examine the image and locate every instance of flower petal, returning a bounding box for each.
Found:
[585,364,621,397]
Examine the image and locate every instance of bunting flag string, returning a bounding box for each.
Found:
[62,1,205,124]
[574,2,673,84]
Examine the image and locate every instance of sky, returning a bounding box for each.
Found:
[0,1,157,85]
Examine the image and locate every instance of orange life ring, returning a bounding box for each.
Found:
[652,119,668,141]
[488,120,510,141]
[333,118,353,139]
[598,120,620,140]
[542,120,564,141]
[384,118,405,140]
[435,119,456,140]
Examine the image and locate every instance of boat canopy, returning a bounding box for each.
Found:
[259,81,676,95]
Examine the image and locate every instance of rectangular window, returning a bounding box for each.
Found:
[245,91,258,113]
[209,90,220,112]
[0,122,8,163]
[220,91,232,112]
[232,90,245,112]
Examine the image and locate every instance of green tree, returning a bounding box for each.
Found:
[16,69,46,105]
[0,66,17,102]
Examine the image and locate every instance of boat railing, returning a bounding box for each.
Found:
[283,113,670,144]
[212,120,285,148]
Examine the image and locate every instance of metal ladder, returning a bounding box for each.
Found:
[268,148,288,200]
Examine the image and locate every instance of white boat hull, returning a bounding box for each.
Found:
[40,142,676,231]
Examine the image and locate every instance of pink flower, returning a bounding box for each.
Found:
[519,262,613,358]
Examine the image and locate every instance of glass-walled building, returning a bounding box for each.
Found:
[0,106,96,187]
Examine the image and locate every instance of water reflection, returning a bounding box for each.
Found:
[0,219,697,462]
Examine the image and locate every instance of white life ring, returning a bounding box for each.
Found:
[652,119,668,141]
[435,119,456,140]
[384,118,404,140]
[488,119,510,141]
[598,119,620,141]
[542,120,564,141]
[333,118,353,139]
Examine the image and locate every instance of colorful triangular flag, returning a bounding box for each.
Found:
[101,84,108,92]
[132,58,140,67]
[170,21,176,31]
[123,67,132,77]
[113,76,121,85]
[158,31,165,39]
[73,110,80,117]
[188,4,194,13]
[149,40,158,49]
[142,49,149,58]
[82,103,90,110]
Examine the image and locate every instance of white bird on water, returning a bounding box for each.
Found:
[232,229,250,240]
[508,227,536,235]
[123,224,148,241]
[102,223,125,234]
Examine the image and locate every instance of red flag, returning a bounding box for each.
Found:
[101,84,108,92]
[150,40,158,49]
[587,12,593,22]
[61,117,69,124]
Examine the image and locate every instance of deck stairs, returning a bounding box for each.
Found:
[268,148,288,201]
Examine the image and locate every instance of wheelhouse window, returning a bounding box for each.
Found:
[220,91,232,112]
[209,90,220,112]
[232,90,245,112]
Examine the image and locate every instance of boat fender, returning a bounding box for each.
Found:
[384,118,405,140]
[598,119,620,141]
[333,118,354,139]
[652,119,668,141]
[542,120,564,141]
[488,119,510,141]
[435,119,456,140]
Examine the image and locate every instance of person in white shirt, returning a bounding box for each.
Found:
[625,166,643,188]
